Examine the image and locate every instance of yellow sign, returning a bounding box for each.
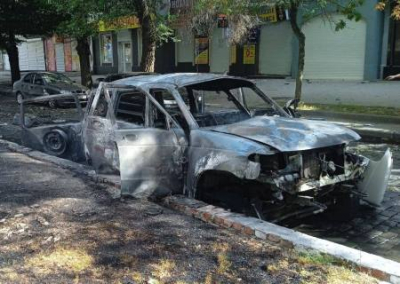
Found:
[195,38,209,65]
[99,16,140,32]
[259,6,278,23]
[230,45,237,64]
[243,45,256,65]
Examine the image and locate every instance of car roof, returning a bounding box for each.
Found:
[111,73,251,88]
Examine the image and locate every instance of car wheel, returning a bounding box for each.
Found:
[16,92,24,104]
[43,129,68,156]
[48,99,57,109]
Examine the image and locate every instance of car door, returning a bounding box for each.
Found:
[111,87,186,198]
[20,73,33,97]
[82,86,116,173]
[31,74,45,97]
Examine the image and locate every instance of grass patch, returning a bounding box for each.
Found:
[25,246,93,275]
[292,251,378,284]
[151,259,176,280]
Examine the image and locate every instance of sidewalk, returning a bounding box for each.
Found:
[300,110,400,144]
[255,79,400,108]
[0,142,379,283]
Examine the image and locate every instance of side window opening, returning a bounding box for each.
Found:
[23,74,32,83]
[150,89,189,132]
[115,91,145,127]
[150,100,168,130]
[93,90,108,118]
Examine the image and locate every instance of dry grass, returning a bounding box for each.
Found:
[151,259,177,280]
[25,246,93,275]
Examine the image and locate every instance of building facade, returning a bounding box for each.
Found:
[171,0,386,81]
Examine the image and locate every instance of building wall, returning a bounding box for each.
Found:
[93,29,141,74]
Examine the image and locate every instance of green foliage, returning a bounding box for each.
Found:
[0,0,62,48]
[48,0,106,39]
[107,0,177,45]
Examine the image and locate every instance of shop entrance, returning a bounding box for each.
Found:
[118,42,132,73]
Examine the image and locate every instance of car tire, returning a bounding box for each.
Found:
[16,92,24,104]
[43,129,69,156]
[48,99,57,109]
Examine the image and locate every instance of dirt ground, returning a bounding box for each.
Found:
[0,143,378,283]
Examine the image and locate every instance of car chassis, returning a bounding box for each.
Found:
[19,74,393,222]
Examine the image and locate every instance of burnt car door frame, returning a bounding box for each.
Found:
[83,83,188,198]
[82,84,117,172]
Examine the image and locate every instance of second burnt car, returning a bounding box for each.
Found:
[19,73,393,222]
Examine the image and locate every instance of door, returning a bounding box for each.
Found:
[112,88,184,198]
[210,28,230,73]
[118,42,132,73]
[259,22,293,76]
[56,43,66,72]
[31,74,45,97]
[20,73,34,97]
[303,14,367,80]
[82,87,116,172]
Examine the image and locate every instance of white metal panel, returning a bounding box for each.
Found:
[176,29,194,64]
[18,42,29,71]
[303,15,367,80]
[259,22,293,76]
[3,53,10,70]
[18,39,45,71]
[210,28,230,73]
[56,43,65,72]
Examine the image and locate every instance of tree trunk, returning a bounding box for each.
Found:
[5,32,20,84]
[289,3,305,106]
[141,18,156,72]
[76,37,93,88]
[137,2,157,72]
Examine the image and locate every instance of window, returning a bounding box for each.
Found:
[33,74,44,85]
[151,89,188,131]
[100,33,113,64]
[115,91,145,126]
[42,73,72,84]
[93,91,108,118]
[23,74,32,83]
[231,87,275,113]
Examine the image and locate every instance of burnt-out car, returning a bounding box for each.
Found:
[20,74,393,222]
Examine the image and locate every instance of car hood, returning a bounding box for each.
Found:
[48,82,86,91]
[209,116,360,152]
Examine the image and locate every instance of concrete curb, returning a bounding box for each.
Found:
[300,110,400,124]
[162,195,400,283]
[2,138,400,282]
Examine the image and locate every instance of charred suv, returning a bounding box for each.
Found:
[19,74,393,222]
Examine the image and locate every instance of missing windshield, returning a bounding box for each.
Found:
[182,79,282,127]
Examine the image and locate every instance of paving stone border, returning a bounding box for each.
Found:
[1,138,400,283]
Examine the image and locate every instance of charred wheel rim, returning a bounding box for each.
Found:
[43,129,68,156]
[16,93,24,104]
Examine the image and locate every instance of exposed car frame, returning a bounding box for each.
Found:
[19,73,393,223]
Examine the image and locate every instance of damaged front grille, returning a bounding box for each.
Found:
[302,145,345,179]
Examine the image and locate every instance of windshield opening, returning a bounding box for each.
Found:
[180,79,283,128]
[42,73,73,84]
